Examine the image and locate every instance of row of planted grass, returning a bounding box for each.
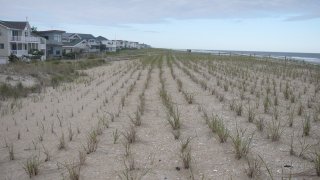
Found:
[0,58,106,99]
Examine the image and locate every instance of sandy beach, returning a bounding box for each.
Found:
[0,51,320,179]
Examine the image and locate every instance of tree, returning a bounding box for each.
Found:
[31,26,37,33]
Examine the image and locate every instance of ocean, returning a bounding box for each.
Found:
[184,49,320,64]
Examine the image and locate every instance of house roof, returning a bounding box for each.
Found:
[37,30,66,34]
[0,21,27,30]
[31,32,44,38]
[96,36,108,41]
[62,33,75,38]
[77,33,96,40]
[63,39,86,47]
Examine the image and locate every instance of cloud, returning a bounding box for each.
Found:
[143,30,160,33]
[285,13,320,21]
[1,0,320,26]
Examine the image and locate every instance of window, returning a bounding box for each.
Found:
[18,43,22,50]
[25,31,28,37]
[12,30,21,36]
[53,34,61,42]
[0,44,4,49]
[11,43,17,50]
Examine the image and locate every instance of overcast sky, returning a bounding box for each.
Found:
[1,0,320,53]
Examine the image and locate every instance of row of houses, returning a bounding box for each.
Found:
[0,20,151,62]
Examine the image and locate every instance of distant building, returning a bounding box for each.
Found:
[0,20,47,62]
[97,36,116,52]
[114,40,124,50]
[37,30,65,58]
[137,43,151,49]
[62,33,100,53]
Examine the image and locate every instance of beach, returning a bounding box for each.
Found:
[0,50,320,179]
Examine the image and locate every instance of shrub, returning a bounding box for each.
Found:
[8,54,19,63]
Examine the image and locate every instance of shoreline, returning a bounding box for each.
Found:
[178,49,320,64]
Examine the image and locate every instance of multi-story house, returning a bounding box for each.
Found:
[97,36,116,52]
[62,33,100,53]
[127,41,139,49]
[0,20,46,63]
[114,40,125,50]
[37,30,65,58]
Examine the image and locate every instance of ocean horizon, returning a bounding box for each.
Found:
[180,49,320,64]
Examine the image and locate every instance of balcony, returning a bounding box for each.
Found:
[10,36,40,42]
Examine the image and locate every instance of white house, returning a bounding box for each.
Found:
[0,20,46,62]
[97,36,116,52]
[128,41,139,49]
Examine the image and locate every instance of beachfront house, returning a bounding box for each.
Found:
[37,30,65,58]
[128,41,139,49]
[138,43,151,49]
[97,36,116,52]
[0,20,47,62]
[62,33,100,53]
[114,40,125,50]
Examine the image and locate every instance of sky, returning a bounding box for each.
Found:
[1,0,320,53]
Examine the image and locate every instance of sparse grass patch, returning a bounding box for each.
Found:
[113,129,120,144]
[123,126,136,144]
[235,102,243,116]
[58,133,66,150]
[167,107,181,130]
[247,105,256,123]
[23,155,40,178]
[172,129,181,140]
[183,92,194,104]
[255,117,264,132]
[79,150,87,166]
[8,142,14,160]
[314,151,320,176]
[63,161,81,180]
[84,130,98,154]
[302,114,311,136]
[129,110,142,126]
[230,127,253,159]
[267,119,283,141]
[180,137,192,169]
[245,157,261,179]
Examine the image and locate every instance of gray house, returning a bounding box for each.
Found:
[37,30,65,58]
[62,33,100,53]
